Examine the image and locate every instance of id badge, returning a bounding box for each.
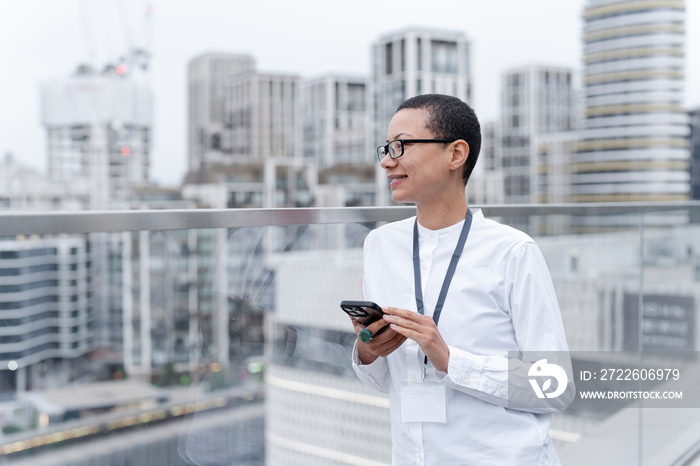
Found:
[400,384,447,424]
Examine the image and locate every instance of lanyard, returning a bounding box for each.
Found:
[413,210,473,365]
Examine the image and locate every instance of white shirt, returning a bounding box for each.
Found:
[352,209,574,465]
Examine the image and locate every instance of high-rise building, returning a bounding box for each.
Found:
[573,0,690,203]
[467,120,505,205]
[690,108,700,202]
[301,75,375,207]
[41,64,152,210]
[0,154,87,211]
[301,75,369,170]
[225,71,301,161]
[0,236,93,393]
[500,66,576,204]
[187,53,256,173]
[371,27,472,205]
[185,70,316,209]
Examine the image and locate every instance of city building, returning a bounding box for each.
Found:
[0,156,94,395]
[0,235,93,393]
[41,64,153,210]
[534,131,579,235]
[301,75,375,207]
[187,53,256,174]
[301,75,369,170]
[225,71,301,161]
[264,247,392,465]
[690,107,700,201]
[467,120,505,205]
[500,65,577,204]
[0,153,87,211]
[573,0,690,203]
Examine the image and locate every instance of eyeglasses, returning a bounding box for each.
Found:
[376,139,457,162]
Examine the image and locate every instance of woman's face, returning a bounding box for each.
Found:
[381,108,455,205]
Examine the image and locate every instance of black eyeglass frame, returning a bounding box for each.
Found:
[376,138,457,162]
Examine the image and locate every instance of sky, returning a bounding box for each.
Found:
[1,0,699,187]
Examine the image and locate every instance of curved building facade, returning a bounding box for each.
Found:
[0,237,94,393]
[574,0,690,202]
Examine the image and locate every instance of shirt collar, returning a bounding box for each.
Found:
[416,208,481,240]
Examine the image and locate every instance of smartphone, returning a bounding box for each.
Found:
[340,300,388,335]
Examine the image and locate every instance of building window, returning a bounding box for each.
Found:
[385,42,393,75]
[431,40,458,74]
[416,38,422,71]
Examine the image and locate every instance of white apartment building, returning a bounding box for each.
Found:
[301,75,375,207]
[689,107,700,202]
[0,154,87,211]
[468,121,505,206]
[573,0,690,202]
[41,64,152,210]
[500,65,577,204]
[301,75,369,169]
[187,53,256,173]
[0,236,93,393]
[225,72,301,161]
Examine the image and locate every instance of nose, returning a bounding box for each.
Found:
[379,153,397,170]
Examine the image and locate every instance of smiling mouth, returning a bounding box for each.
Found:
[389,175,407,187]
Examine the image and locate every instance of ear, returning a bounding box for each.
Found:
[448,140,469,173]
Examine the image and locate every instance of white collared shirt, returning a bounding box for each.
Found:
[353,209,573,465]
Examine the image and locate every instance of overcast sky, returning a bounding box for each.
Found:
[1,0,699,187]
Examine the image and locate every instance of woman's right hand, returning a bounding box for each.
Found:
[350,314,407,364]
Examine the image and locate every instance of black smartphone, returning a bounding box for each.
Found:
[340,300,388,335]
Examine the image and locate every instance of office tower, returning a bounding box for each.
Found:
[301,75,375,207]
[0,154,87,211]
[0,237,93,393]
[574,0,690,202]
[468,121,505,205]
[264,248,392,465]
[371,27,472,204]
[225,72,301,161]
[301,75,369,169]
[41,64,152,210]
[690,108,700,201]
[500,66,576,204]
[189,70,316,209]
[187,53,256,173]
[537,132,579,205]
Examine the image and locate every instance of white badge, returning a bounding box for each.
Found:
[400,384,447,424]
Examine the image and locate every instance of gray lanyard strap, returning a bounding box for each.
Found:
[413,210,473,364]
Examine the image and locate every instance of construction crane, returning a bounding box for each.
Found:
[76,0,154,77]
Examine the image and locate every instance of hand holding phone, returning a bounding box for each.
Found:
[340,300,388,342]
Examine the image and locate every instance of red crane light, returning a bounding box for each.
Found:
[121,146,131,156]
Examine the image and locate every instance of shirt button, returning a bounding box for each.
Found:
[430,232,436,239]
[497,387,505,396]
[463,376,470,384]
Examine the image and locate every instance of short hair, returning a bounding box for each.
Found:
[396,94,481,185]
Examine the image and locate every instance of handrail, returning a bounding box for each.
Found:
[0,202,698,235]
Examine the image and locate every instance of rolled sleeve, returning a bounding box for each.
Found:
[351,341,391,393]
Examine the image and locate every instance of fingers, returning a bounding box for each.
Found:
[369,331,407,357]
[366,317,389,334]
[383,310,434,333]
[384,306,427,324]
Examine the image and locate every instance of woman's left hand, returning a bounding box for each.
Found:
[382,307,450,373]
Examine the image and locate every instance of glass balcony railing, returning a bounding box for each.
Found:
[0,202,699,466]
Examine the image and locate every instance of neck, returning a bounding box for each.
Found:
[416,196,469,230]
